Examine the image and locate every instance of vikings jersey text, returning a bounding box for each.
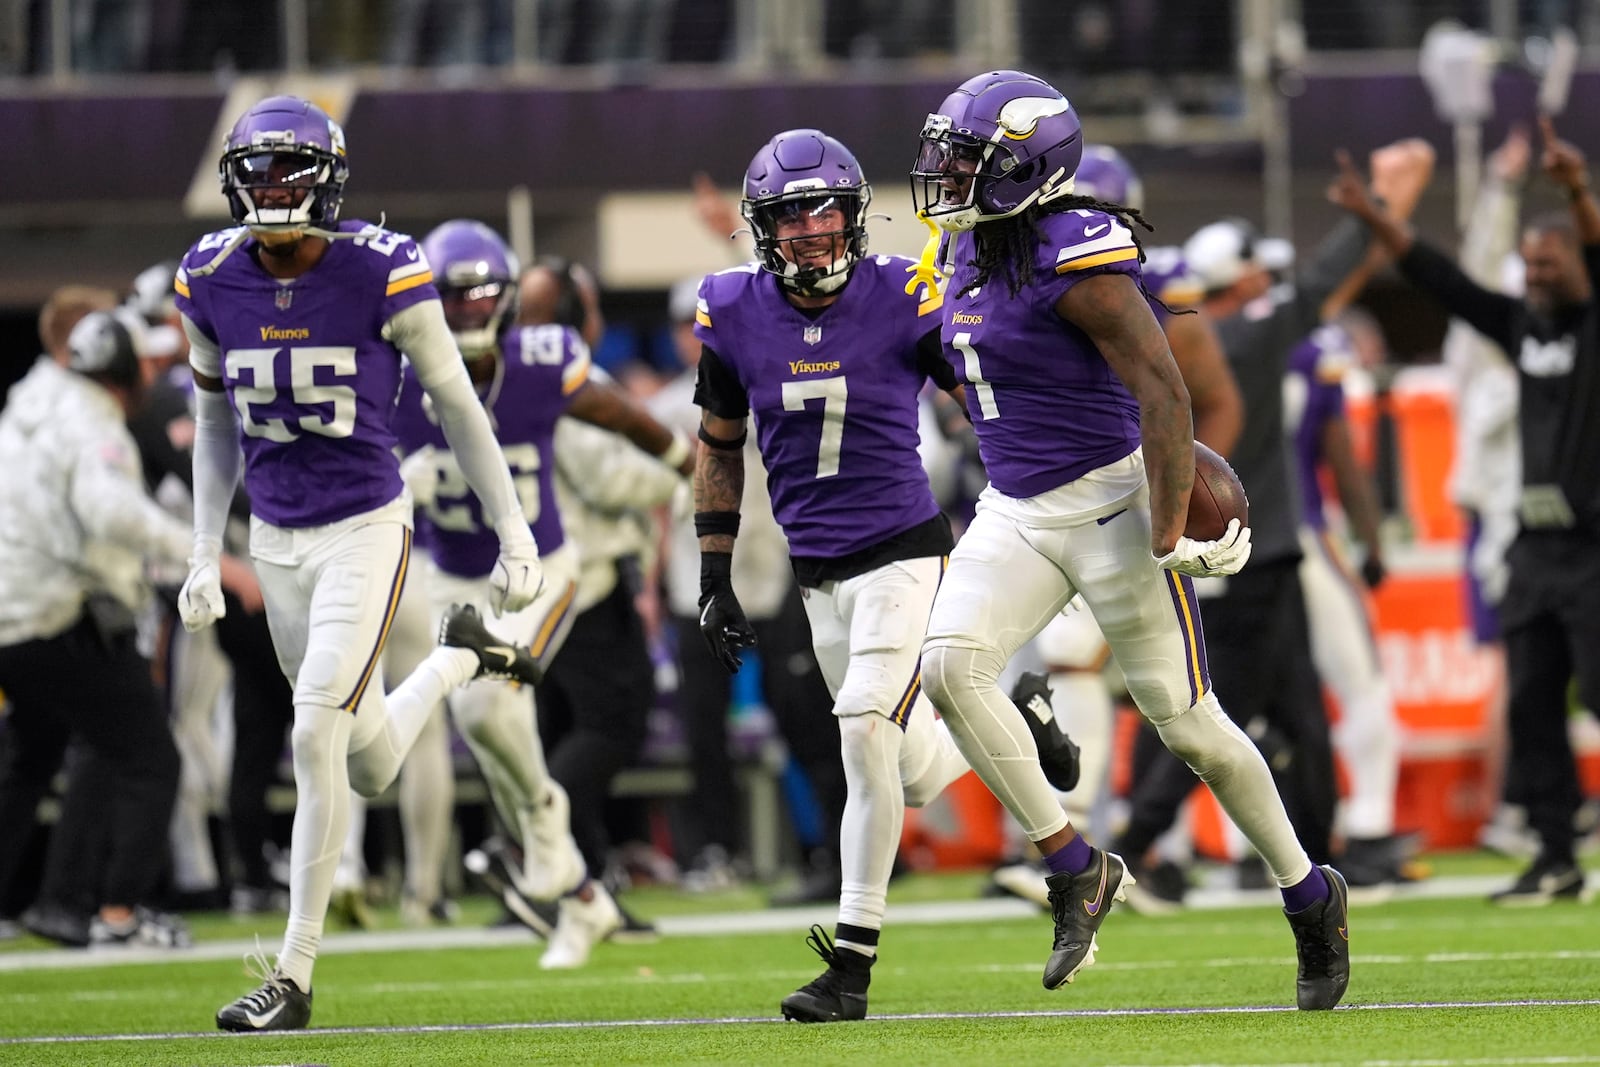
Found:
[175,221,437,528]
[392,323,590,578]
[693,256,954,559]
[940,208,1144,499]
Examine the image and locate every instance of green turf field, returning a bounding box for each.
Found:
[2,855,1596,1066]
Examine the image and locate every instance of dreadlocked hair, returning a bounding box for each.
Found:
[960,194,1158,301]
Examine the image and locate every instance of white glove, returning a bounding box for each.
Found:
[1153,518,1253,578]
[399,447,440,509]
[490,520,543,614]
[178,552,226,632]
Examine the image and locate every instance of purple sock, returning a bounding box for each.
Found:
[1281,865,1330,912]
[1043,834,1094,876]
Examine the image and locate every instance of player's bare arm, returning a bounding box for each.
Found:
[1165,308,1241,457]
[1540,115,1600,244]
[1320,415,1384,575]
[693,410,746,554]
[1057,272,1193,554]
[566,378,695,476]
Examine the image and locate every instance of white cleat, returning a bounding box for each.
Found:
[517,783,587,901]
[540,882,622,970]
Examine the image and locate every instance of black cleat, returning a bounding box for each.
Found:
[216,951,312,1032]
[1285,864,1351,1010]
[440,603,542,685]
[1011,671,1081,792]
[780,924,873,1022]
[1489,855,1589,906]
[1043,847,1131,989]
[463,837,558,938]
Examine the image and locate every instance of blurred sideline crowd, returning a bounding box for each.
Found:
[10,0,1532,78]
[1,111,1597,956]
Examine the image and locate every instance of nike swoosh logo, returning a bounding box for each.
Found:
[1096,508,1127,526]
[485,645,517,667]
[244,1001,286,1028]
[1084,223,1109,237]
[1337,923,1349,940]
[1082,855,1110,917]
[406,246,419,260]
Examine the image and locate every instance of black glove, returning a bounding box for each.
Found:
[698,551,757,674]
[1360,554,1386,591]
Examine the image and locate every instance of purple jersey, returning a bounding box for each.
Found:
[174,221,437,528]
[393,324,589,578]
[1283,324,1353,531]
[941,208,1144,499]
[693,256,949,558]
[1140,246,1204,321]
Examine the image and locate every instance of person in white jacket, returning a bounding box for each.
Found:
[0,310,243,947]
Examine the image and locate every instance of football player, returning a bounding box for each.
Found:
[911,70,1349,1010]
[175,96,546,1031]
[395,219,693,968]
[691,128,1080,1022]
[995,146,1242,914]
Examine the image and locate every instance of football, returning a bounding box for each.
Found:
[1187,442,1249,541]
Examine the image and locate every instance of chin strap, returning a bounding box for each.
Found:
[903,211,947,301]
[187,213,387,278]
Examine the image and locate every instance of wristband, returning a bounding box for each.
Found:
[662,429,692,469]
[697,424,748,451]
[694,510,742,539]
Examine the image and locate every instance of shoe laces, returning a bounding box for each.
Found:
[797,924,869,996]
[1290,913,1334,976]
[238,938,295,1010]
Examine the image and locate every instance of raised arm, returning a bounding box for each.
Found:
[1539,115,1600,249]
[1328,151,1523,354]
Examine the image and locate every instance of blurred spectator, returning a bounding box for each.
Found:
[0,310,199,947]
[384,0,492,70]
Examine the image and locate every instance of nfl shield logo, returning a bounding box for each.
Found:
[803,325,822,346]
[275,287,293,310]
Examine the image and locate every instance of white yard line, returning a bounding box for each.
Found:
[2,999,1599,1047]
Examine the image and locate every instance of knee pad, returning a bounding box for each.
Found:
[920,640,1004,714]
[289,709,346,775]
[1152,690,1247,770]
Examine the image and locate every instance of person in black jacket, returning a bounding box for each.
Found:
[1330,115,1599,904]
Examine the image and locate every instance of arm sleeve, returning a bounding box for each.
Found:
[1584,243,1600,292]
[692,345,750,419]
[1398,241,1523,354]
[184,312,222,379]
[187,383,243,559]
[1289,215,1372,331]
[386,300,531,546]
[915,327,959,390]
[70,435,192,569]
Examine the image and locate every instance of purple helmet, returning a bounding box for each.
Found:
[911,70,1084,232]
[219,95,349,232]
[1073,145,1144,213]
[741,129,872,296]
[421,219,522,358]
